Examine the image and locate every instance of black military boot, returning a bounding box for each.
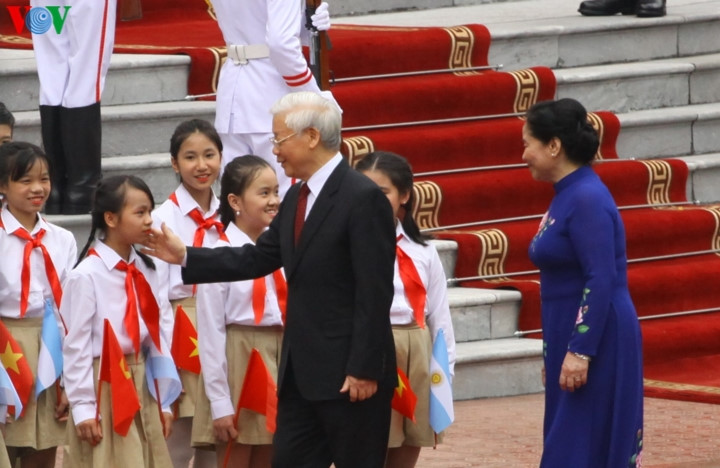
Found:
[60,103,103,215]
[578,0,636,15]
[39,105,66,214]
[637,0,666,16]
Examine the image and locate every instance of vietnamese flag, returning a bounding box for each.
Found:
[0,320,33,417]
[171,305,201,374]
[392,366,417,422]
[236,349,277,433]
[98,319,140,436]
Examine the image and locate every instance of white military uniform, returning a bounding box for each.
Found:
[211,0,324,196]
[31,0,116,108]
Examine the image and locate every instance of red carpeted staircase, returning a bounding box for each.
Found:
[3,0,720,404]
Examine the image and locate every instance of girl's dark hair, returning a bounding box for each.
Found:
[355,151,429,246]
[219,155,273,228]
[169,119,223,159]
[525,98,600,166]
[0,141,49,186]
[76,175,156,269]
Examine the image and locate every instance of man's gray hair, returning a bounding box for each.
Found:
[271,92,342,151]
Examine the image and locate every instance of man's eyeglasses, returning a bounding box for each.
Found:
[269,132,297,148]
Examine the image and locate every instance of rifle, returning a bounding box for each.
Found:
[304,0,331,90]
[119,0,142,21]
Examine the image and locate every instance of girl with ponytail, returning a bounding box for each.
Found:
[356,151,456,467]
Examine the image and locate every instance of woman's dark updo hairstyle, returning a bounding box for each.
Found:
[169,119,223,159]
[525,98,600,166]
[76,175,156,269]
[355,151,430,246]
[219,155,273,228]
[0,141,49,186]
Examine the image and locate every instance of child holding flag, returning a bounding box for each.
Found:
[356,151,456,467]
[194,155,285,467]
[61,175,179,467]
[0,142,75,467]
[152,118,225,467]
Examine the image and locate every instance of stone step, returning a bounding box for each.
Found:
[675,153,720,204]
[555,53,720,114]
[0,50,190,113]
[616,102,720,160]
[453,337,544,400]
[449,287,522,343]
[12,101,216,157]
[338,0,720,70]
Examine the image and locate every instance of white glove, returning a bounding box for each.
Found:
[320,90,342,114]
[311,2,331,31]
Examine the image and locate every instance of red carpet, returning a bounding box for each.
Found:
[4,0,720,404]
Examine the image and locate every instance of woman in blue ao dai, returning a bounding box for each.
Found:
[523,99,644,468]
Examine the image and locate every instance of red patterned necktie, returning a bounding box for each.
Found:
[396,235,426,329]
[294,183,310,245]
[252,271,288,325]
[114,259,162,355]
[13,228,63,318]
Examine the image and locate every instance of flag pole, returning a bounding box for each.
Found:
[153,378,165,436]
[222,407,242,467]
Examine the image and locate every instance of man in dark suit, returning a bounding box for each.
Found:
[144,91,397,468]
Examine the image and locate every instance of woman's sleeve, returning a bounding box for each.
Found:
[566,190,618,357]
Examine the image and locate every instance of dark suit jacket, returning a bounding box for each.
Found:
[183,158,397,400]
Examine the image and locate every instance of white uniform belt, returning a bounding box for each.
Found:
[227,44,270,65]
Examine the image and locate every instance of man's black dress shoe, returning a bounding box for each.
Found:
[637,0,666,17]
[578,0,636,15]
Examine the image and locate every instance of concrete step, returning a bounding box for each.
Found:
[338,0,720,70]
[449,287,522,343]
[555,53,720,114]
[0,50,190,113]
[12,100,216,157]
[616,102,720,160]
[675,153,720,203]
[453,337,544,400]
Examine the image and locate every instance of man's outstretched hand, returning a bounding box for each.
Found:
[141,223,187,265]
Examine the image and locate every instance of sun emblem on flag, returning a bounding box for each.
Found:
[431,372,443,385]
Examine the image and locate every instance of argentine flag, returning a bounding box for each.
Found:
[144,344,182,408]
[0,362,22,422]
[36,299,63,397]
[429,329,454,433]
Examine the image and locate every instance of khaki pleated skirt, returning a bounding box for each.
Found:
[64,352,172,468]
[388,323,440,448]
[170,298,209,419]
[192,324,282,447]
[2,317,66,450]
[0,434,11,468]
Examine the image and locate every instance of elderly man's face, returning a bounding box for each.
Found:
[271,113,310,181]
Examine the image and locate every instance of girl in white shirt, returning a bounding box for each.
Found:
[152,119,224,468]
[0,142,75,468]
[194,155,285,467]
[62,175,175,468]
[356,151,456,468]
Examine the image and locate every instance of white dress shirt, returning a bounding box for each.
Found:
[301,153,343,219]
[393,223,456,377]
[196,223,284,420]
[152,184,223,302]
[0,208,76,319]
[61,241,175,424]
